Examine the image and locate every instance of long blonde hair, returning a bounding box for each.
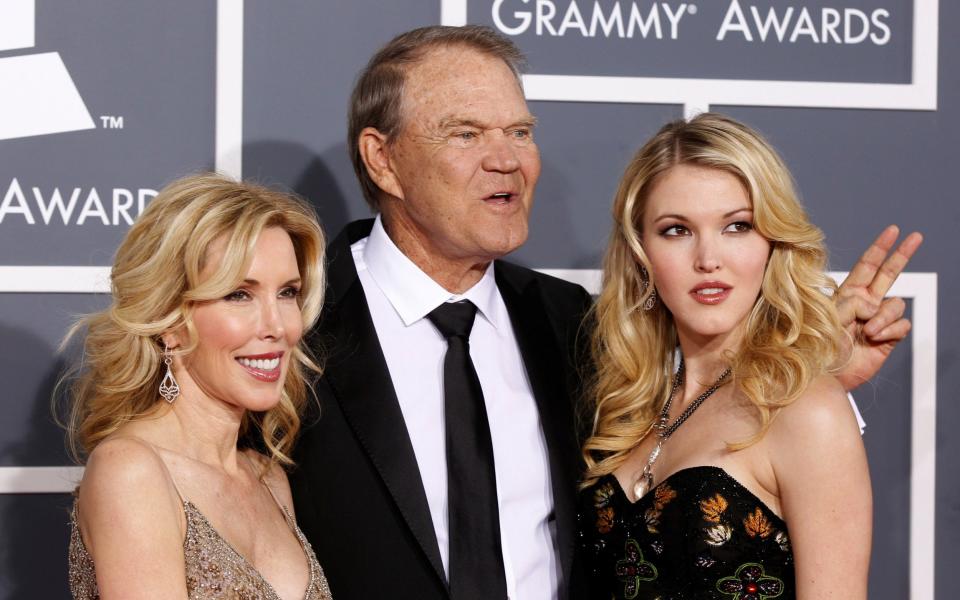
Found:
[60,173,326,466]
[582,113,845,488]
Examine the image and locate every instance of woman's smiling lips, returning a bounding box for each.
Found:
[690,281,732,305]
[235,352,283,382]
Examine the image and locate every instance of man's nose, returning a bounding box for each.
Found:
[481,130,521,173]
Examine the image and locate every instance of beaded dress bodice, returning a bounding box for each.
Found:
[577,466,794,600]
[68,496,332,600]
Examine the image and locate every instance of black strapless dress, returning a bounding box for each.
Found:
[577,466,794,600]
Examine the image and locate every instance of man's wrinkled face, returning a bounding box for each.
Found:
[383,45,541,265]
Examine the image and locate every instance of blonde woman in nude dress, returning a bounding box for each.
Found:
[62,174,333,599]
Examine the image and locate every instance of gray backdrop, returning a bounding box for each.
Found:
[0,1,954,598]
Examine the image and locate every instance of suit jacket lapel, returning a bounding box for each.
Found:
[318,220,447,585]
[495,263,581,593]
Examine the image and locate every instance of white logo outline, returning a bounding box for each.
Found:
[441,0,938,117]
[0,0,95,141]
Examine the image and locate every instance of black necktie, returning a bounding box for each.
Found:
[427,300,508,600]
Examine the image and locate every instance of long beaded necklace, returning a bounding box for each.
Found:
[632,358,732,500]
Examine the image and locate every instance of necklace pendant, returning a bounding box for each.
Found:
[633,468,654,500]
[630,360,731,503]
[633,440,663,500]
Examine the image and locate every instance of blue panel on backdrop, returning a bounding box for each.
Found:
[0,493,73,598]
[0,293,108,467]
[242,0,442,234]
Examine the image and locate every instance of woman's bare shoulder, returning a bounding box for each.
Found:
[83,437,169,492]
[75,437,190,597]
[79,436,183,533]
[770,376,855,439]
[766,374,865,474]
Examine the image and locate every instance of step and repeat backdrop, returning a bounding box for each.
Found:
[0,1,953,598]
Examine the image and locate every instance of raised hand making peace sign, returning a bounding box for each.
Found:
[834,225,924,390]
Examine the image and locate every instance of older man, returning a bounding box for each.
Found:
[290,26,589,600]
[289,25,919,600]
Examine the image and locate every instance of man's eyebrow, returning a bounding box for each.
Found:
[438,118,484,130]
[437,116,538,130]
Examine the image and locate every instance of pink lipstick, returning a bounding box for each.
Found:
[235,352,283,382]
[690,281,732,305]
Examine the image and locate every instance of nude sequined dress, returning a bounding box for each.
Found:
[68,494,333,599]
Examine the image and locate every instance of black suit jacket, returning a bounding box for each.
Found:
[290,220,592,599]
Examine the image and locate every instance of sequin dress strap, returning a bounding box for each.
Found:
[147,442,187,503]
[240,452,288,514]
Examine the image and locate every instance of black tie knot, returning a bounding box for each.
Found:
[427,300,477,340]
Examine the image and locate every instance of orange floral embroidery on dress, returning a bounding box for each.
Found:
[594,481,615,508]
[653,483,677,511]
[743,507,773,539]
[594,482,616,534]
[700,493,729,523]
[597,506,616,534]
[578,468,797,599]
[642,483,678,533]
[643,507,661,534]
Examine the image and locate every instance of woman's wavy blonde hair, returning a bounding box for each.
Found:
[60,173,326,466]
[582,113,846,488]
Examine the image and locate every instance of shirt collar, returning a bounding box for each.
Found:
[363,215,505,331]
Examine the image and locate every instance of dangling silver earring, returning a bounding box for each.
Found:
[159,344,180,403]
[643,287,658,311]
[639,264,657,311]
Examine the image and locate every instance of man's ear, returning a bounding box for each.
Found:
[358,127,404,200]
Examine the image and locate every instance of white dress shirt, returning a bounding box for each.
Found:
[352,216,560,600]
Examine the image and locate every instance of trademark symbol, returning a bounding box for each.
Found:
[688,3,697,15]
[99,115,124,129]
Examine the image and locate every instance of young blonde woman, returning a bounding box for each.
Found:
[63,174,333,599]
[577,114,916,599]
